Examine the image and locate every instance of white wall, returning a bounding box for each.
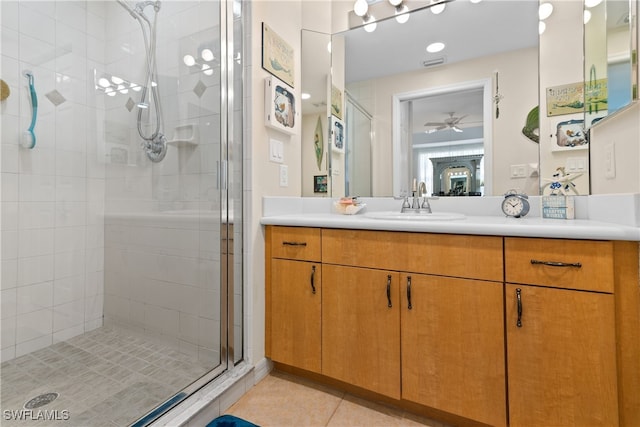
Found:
[1,1,106,361]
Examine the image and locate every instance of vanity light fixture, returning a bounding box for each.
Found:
[538,21,546,35]
[201,48,214,62]
[584,9,592,24]
[470,0,482,3]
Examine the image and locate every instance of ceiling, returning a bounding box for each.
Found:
[302,0,539,142]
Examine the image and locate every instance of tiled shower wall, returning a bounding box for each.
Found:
[1,1,106,361]
[101,0,225,366]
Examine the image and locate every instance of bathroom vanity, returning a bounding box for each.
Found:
[262,199,640,427]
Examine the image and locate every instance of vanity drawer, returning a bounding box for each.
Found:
[322,229,503,282]
[270,226,321,262]
[505,237,614,293]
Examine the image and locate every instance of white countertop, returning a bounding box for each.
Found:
[261,196,640,241]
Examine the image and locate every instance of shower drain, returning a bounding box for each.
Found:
[24,392,59,409]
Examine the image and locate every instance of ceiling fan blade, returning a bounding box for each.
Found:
[424,121,446,127]
[452,126,464,133]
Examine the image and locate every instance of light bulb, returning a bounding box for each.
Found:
[183,54,196,67]
[388,0,402,6]
[301,93,311,100]
[363,16,377,32]
[538,3,553,20]
[98,77,111,88]
[584,10,592,24]
[354,0,368,17]
[430,0,446,15]
[201,49,214,62]
[538,21,546,35]
[426,42,445,53]
[395,4,410,24]
[111,76,124,85]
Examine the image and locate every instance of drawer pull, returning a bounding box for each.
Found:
[310,265,316,294]
[282,241,307,247]
[386,275,392,308]
[530,259,582,268]
[516,288,523,328]
[406,276,413,310]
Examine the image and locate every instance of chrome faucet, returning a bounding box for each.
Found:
[402,181,435,213]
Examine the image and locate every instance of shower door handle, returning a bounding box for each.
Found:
[217,160,228,190]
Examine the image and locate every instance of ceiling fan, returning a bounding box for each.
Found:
[424,112,474,134]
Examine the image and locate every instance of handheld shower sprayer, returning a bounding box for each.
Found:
[22,70,37,149]
[115,0,167,162]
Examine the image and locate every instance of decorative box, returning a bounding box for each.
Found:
[542,195,575,219]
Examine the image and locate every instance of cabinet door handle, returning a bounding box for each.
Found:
[516,288,523,328]
[406,276,413,310]
[386,275,392,308]
[530,259,582,268]
[282,241,307,247]
[310,265,316,294]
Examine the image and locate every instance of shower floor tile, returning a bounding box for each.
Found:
[0,326,213,427]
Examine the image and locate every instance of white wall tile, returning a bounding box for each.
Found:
[1,173,19,202]
[55,176,87,202]
[84,292,104,322]
[53,299,85,332]
[1,259,18,290]
[1,27,20,60]
[2,201,19,230]
[17,281,53,315]
[54,250,85,279]
[1,230,18,260]
[55,201,87,227]
[16,308,53,343]
[1,314,16,349]
[19,5,55,44]
[18,202,55,229]
[18,228,55,258]
[2,143,19,174]
[53,275,84,306]
[19,175,55,202]
[1,288,17,319]
[15,334,52,357]
[1,1,19,32]
[17,254,54,287]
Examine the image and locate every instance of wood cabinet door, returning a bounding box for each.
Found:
[505,284,618,427]
[271,259,321,373]
[322,265,401,399]
[401,273,506,427]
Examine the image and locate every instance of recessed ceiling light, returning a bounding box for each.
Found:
[301,93,311,100]
[426,42,445,53]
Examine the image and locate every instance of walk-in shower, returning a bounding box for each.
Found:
[0,0,244,425]
[116,0,167,162]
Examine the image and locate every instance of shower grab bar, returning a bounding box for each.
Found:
[23,70,37,149]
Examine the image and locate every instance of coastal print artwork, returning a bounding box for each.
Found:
[546,82,584,116]
[331,85,343,120]
[555,119,587,148]
[331,116,344,153]
[314,116,324,170]
[264,76,296,134]
[262,23,294,88]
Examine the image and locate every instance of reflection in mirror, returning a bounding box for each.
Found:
[539,0,590,195]
[584,0,635,129]
[335,0,540,197]
[301,30,331,197]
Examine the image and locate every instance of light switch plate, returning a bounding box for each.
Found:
[269,139,284,163]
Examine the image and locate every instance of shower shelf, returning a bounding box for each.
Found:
[167,124,198,146]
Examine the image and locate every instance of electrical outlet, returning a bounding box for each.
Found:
[279,164,288,187]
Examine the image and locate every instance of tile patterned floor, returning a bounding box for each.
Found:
[225,371,451,427]
[0,327,213,427]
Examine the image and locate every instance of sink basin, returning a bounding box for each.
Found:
[365,211,466,221]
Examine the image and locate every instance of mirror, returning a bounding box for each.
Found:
[329,0,540,197]
[584,0,636,129]
[301,30,332,197]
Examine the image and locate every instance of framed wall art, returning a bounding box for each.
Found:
[331,115,344,153]
[262,23,294,88]
[553,119,588,151]
[331,85,343,119]
[546,82,584,117]
[314,175,327,193]
[264,76,296,134]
